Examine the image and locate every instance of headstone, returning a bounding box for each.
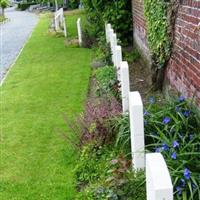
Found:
[120,61,130,113]
[146,153,173,200]
[129,91,145,170]
[115,45,122,81]
[77,18,82,46]
[112,33,117,65]
[105,23,111,43]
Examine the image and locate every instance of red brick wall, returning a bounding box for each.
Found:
[166,1,200,106]
[132,0,150,59]
[132,0,200,107]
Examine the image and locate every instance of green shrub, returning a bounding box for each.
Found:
[82,0,132,45]
[18,2,36,10]
[95,66,120,100]
[68,0,79,9]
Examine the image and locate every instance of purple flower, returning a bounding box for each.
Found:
[178,96,185,102]
[184,168,191,180]
[173,140,179,148]
[176,186,182,196]
[149,96,155,104]
[183,110,191,118]
[171,152,177,160]
[163,117,171,125]
[162,143,169,151]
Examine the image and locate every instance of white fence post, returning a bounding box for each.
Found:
[129,91,145,170]
[105,23,111,43]
[120,61,130,113]
[63,16,67,37]
[115,45,122,82]
[146,153,173,200]
[77,18,82,46]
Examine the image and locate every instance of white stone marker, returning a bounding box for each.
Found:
[115,45,122,81]
[146,153,173,200]
[120,61,130,113]
[77,18,82,46]
[129,91,145,170]
[105,23,111,43]
[112,33,117,65]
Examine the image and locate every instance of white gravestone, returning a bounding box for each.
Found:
[115,45,122,82]
[112,33,117,65]
[77,18,82,46]
[120,61,130,113]
[105,23,111,43]
[146,153,173,200]
[54,8,67,37]
[129,91,145,170]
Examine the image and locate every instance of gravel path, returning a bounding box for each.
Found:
[0,7,38,83]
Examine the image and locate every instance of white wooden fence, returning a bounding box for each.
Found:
[54,8,67,37]
[105,23,174,200]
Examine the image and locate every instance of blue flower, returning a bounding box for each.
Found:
[183,110,191,118]
[171,152,177,160]
[162,143,169,151]
[180,179,185,187]
[178,96,185,102]
[149,96,155,104]
[176,186,182,196]
[144,110,149,116]
[155,147,162,153]
[144,120,147,126]
[173,140,179,148]
[163,117,171,124]
[184,168,191,180]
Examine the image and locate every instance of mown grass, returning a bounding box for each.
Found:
[0,11,91,200]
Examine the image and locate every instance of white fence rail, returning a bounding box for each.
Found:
[105,23,173,200]
[54,8,67,37]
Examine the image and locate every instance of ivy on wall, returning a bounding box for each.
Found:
[144,0,172,69]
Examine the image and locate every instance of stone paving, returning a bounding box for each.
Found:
[0,7,38,82]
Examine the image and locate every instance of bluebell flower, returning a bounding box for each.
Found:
[178,96,185,102]
[149,96,155,104]
[155,147,162,153]
[173,140,179,148]
[163,117,171,124]
[176,186,182,196]
[144,110,149,116]
[162,143,169,151]
[180,179,185,187]
[183,110,191,118]
[184,168,191,180]
[171,152,177,160]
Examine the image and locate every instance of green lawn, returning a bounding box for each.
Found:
[0,12,91,199]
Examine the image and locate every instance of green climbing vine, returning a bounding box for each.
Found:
[144,0,172,69]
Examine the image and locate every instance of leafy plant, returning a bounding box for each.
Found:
[95,66,120,100]
[144,96,200,200]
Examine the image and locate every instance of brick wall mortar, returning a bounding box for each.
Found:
[132,0,200,107]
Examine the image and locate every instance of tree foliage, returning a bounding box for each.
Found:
[82,0,132,45]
